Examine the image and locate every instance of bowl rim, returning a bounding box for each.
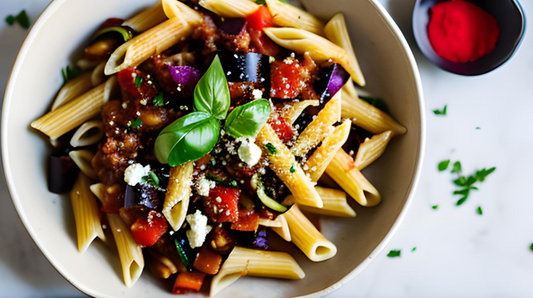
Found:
[1,0,426,297]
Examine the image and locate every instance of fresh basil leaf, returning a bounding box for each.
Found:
[359,96,390,114]
[387,250,401,257]
[477,206,483,215]
[225,99,270,138]
[155,112,220,166]
[194,55,230,120]
[433,104,447,115]
[451,161,462,173]
[438,159,450,172]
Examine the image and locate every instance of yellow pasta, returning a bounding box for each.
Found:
[298,186,356,217]
[107,213,144,288]
[341,89,407,136]
[122,1,168,33]
[290,93,340,157]
[51,72,93,111]
[324,13,366,86]
[263,27,358,80]
[199,0,259,18]
[162,0,204,23]
[256,124,323,208]
[354,130,393,170]
[305,119,351,182]
[280,99,319,124]
[258,216,282,228]
[70,119,104,147]
[210,247,305,296]
[69,150,98,180]
[271,214,291,242]
[31,77,117,139]
[91,61,107,87]
[265,0,324,35]
[326,149,381,207]
[70,173,106,253]
[163,161,194,231]
[284,205,337,262]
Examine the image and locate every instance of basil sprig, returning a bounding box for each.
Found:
[154,55,271,167]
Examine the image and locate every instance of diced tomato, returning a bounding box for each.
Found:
[270,60,302,99]
[172,271,206,294]
[193,245,223,275]
[203,186,240,223]
[97,18,125,31]
[117,67,157,99]
[268,117,294,142]
[249,28,282,57]
[246,6,275,30]
[130,210,168,247]
[231,208,259,231]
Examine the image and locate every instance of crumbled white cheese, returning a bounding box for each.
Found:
[186,210,212,248]
[252,89,263,100]
[196,176,215,197]
[238,138,262,167]
[124,163,151,186]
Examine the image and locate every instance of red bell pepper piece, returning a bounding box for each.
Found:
[172,271,206,294]
[203,186,240,223]
[130,210,168,247]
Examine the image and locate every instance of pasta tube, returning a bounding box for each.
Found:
[107,213,144,287]
[91,61,107,87]
[51,72,93,111]
[199,0,259,18]
[263,27,358,80]
[70,119,104,147]
[280,99,319,124]
[326,149,381,207]
[69,150,98,180]
[324,13,365,86]
[354,130,393,170]
[290,93,340,157]
[163,161,194,231]
[70,173,106,253]
[271,214,291,242]
[210,247,305,296]
[341,89,406,136]
[31,77,117,140]
[284,205,337,262]
[256,124,323,208]
[162,0,204,23]
[258,216,282,228]
[298,186,356,217]
[305,119,351,182]
[265,0,324,35]
[122,1,168,33]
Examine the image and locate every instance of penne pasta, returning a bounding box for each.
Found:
[162,0,204,23]
[271,214,291,242]
[284,205,337,262]
[256,123,323,208]
[354,130,393,170]
[199,0,259,18]
[70,173,106,253]
[341,89,407,136]
[31,76,118,140]
[70,119,104,147]
[210,247,305,296]
[305,119,351,182]
[105,14,201,75]
[298,186,356,217]
[91,61,107,87]
[122,1,168,33]
[51,72,93,111]
[325,149,381,207]
[280,99,319,124]
[163,161,194,231]
[69,150,98,180]
[107,213,144,288]
[89,183,105,202]
[265,0,325,35]
[263,27,358,81]
[290,93,340,157]
[324,13,366,86]
[76,58,99,71]
[258,216,282,228]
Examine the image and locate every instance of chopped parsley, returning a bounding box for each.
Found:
[62,66,80,84]
[530,243,533,252]
[438,159,450,171]
[433,104,447,115]
[475,167,496,182]
[265,143,277,155]
[230,180,238,187]
[129,118,142,128]
[451,161,462,173]
[6,10,30,29]
[142,172,160,188]
[387,250,401,258]
[476,127,481,130]
[153,92,165,106]
[412,247,416,252]
[444,160,496,206]
[477,206,483,215]
[432,205,438,210]
[290,164,296,173]
[134,75,143,88]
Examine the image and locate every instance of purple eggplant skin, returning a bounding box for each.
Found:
[168,66,202,98]
[314,63,350,104]
[48,155,79,194]
[124,184,160,210]
[216,18,246,36]
[220,53,271,96]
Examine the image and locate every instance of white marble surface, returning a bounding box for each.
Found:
[1,0,533,297]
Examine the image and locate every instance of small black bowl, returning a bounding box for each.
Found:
[413,0,526,76]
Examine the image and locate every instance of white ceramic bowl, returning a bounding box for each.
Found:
[2,0,425,297]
